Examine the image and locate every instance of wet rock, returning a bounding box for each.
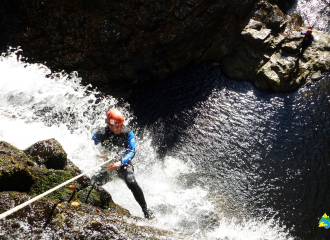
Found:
[1,140,178,239]
[28,169,77,202]
[0,141,34,192]
[24,138,67,170]
[0,140,127,214]
[0,192,176,239]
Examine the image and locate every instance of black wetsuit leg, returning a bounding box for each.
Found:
[298,41,310,55]
[117,164,147,210]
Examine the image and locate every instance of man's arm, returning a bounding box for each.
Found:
[121,131,136,165]
[106,131,136,171]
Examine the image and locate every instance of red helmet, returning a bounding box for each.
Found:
[107,108,124,125]
[307,29,312,35]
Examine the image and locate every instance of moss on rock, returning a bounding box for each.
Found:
[77,187,101,206]
[0,141,34,192]
[29,169,76,202]
[0,139,183,239]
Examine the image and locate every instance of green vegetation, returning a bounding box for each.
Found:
[29,170,75,202]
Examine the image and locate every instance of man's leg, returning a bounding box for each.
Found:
[117,164,155,220]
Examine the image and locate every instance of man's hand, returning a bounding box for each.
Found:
[106,161,122,171]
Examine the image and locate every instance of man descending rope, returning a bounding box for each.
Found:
[91,108,155,220]
[297,29,314,56]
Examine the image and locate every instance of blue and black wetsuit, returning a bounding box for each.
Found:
[92,125,136,165]
[298,32,314,54]
[92,125,148,213]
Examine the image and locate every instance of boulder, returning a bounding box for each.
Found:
[24,138,67,170]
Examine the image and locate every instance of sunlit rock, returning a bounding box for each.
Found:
[222,1,330,92]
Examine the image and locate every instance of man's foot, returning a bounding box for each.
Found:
[143,208,155,221]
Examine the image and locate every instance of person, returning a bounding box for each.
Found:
[297,29,314,56]
[91,108,155,220]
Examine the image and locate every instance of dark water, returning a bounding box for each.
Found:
[128,63,330,239]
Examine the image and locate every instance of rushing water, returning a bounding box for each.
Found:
[1,1,330,239]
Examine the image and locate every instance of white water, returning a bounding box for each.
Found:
[289,0,330,33]
[0,50,293,239]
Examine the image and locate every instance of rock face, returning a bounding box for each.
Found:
[0,139,176,239]
[221,1,330,92]
[0,0,259,94]
[0,0,328,94]
[0,192,174,239]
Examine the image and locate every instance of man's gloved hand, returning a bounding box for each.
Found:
[105,156,122,171]
[106,160,122,171]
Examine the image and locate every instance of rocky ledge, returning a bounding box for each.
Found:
[0,139,177,239]
[221,1,330,92]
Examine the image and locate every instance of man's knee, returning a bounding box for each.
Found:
[126,172,136,185]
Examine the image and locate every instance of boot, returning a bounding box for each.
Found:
[143,208,155,220]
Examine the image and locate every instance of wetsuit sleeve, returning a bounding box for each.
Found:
[92,132,100,145]
[121,131,136,165]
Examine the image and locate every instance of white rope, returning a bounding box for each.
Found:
[0,159,112,220]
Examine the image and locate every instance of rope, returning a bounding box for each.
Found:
[0,159,112,220]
